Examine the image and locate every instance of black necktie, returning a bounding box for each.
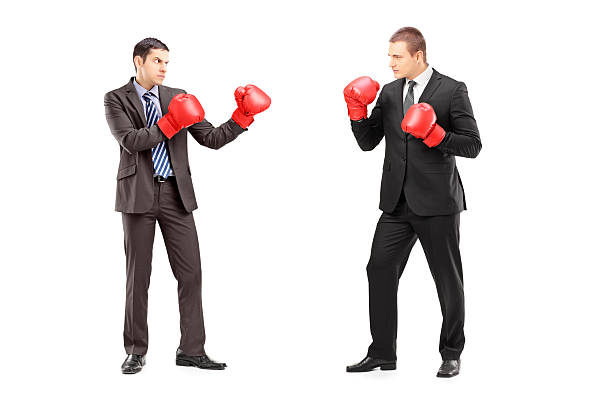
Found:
[403,80,416,115]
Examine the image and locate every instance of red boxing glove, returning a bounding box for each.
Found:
[343,76,380,120]
[401,103,446,147]
[157,94,205,139]
[231,84,271,129]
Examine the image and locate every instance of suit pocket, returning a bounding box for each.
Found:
[422,163,454,174]
[117,164,136,180]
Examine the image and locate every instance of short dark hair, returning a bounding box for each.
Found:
[389,27,427,63]
[132,38,169,72]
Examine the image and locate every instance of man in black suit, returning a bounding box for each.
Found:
[343,27,481,377]
[104,38,270,374]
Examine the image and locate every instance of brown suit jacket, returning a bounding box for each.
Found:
[104,77,245,213]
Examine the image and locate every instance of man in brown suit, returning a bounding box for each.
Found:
[104,38,270,374]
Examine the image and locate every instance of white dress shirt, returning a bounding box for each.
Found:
[402,64,434,104]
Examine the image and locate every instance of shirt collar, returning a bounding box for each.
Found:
[132,77,159,100]
[407,64,433,87]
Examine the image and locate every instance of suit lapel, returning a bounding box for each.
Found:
[124,78,147,128]
[158,85,175,154]
[158,84,170,116]
[418,68,442,104]
[390,78,405,123]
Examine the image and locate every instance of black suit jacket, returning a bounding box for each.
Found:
[104,77,245,213]
[351,68,481,215]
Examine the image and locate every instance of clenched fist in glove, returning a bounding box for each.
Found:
[157,93,205,139]
[401,103,446,147]
[343,76,380,120]
[231,85,271,129]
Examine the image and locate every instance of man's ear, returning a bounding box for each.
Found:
[134,55,143,69]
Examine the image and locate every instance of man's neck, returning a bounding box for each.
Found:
[407,63,428,81]
[134,75,154,91]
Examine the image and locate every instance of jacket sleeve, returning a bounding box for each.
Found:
[104,91,165,154]
[435,82,482,158]
[187,117,246,150]
[349,88,385,151]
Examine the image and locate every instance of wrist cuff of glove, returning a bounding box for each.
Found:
[423,124,446,148]
[347,106,368,121]
[157,115,179,139]
[232,109,254,129]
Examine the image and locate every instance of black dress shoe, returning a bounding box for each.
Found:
[121,354,145,374]
[437,359,460,377]
[176,348,227,370]
[346,356,396,372]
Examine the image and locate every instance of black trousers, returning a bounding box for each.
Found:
[121,177,206,356]
[366,193,465,361]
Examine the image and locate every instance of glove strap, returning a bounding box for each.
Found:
[232,109,254,129]
[423,124,446,148]
[157,114,179,139]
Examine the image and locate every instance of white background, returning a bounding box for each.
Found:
[1,0,610,406]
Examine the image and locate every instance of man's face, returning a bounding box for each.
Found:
[135,48,169,87]
[388,41,423,80]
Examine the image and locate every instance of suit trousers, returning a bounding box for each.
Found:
[366,193,465,361]
[121,176,206,356]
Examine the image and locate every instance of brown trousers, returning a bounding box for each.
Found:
[121,177,206,356]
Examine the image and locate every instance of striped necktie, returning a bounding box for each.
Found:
[143,92,171,178]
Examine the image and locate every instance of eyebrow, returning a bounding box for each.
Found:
[154,57,170,63]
